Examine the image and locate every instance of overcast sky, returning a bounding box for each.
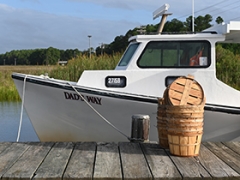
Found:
[0,0,240,54]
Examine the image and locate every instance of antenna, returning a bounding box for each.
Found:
[153,4,172,34]
[153,4,170,20]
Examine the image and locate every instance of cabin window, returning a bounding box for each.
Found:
[137,41,211,68]
[118,43,140,66]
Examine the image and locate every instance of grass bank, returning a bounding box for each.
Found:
[0,54,121,101]
[0,65,57,101]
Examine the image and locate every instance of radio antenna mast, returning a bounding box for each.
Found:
[153,4,172,34]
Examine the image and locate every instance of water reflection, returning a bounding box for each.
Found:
[0,102,39,142]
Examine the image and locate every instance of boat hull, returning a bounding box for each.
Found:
[13,75,240,142]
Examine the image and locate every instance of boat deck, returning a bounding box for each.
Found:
[0,141,240,179]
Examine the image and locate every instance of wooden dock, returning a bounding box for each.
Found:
[0,141,240,179]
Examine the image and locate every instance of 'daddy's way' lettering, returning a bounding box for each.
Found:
[64,92,102,105]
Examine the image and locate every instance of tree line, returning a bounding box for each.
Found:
[0,47,82,65]
[0,14,239,65]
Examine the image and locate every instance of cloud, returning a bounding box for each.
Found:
[77,0,240,22]
[0,3,15,12]
[20,0,40,3]
[0,3,138,54]
[66,0,160,11]
[1,0,239,54]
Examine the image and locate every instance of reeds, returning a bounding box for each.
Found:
[0,65,58,101]
[0,53,121,101]
[50,53,121,81]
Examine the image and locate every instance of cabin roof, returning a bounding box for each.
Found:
[128,33,224,42]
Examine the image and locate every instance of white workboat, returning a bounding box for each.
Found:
[12,6,240,142]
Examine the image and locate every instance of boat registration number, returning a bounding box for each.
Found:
[105,76,126,88]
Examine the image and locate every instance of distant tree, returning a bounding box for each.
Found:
[184,16,193,32]
[16,50,32,65]
[164,18,186,32]
[216,16,224,24]
[146,24,158,34]
[100,35,128,55]
[194,14,212,31]
[125,28,138,37]
[220,43,240,55]
[0,47,83,65]
[183,14,212,32]
[95,44,106,56]
[44,47,60,65]
[61,49,80,61]
[29,49,46,65]
[216,44,240,89]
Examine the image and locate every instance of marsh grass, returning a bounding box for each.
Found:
[0,66,58,101]
[50,53,121,81]
[0,54,121,101]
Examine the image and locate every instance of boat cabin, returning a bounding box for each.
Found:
[77,21,240,107]
[115,21,240,71]
[115,34,214,70]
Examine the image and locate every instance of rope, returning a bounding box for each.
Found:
[17,75,28,142]
[67,82,133,141]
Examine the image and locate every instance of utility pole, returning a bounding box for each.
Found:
[88,35,92,59]
[192,0,195,33]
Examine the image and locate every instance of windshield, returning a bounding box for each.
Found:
[118,43,140,66]
[137,41,211,68]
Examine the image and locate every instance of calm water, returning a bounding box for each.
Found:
[0,102,39,142]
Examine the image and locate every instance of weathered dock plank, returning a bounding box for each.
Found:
[2,142,53,180]
[0,142,12,153]
[166,147,211,179]
[33,142,74,180]
[222,141,240,155]
[64,142,96,180]
[198,143,240,179]
[0,142,239,180]
[203,142,240,175]
[94,142,122,180]
[141,143,182,180]
[119,142,152,180]
[0,143,30,178]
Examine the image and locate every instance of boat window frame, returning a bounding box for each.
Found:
[117,42,140,67]
[137,40,211,68]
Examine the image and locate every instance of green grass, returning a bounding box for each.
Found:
[0,54,121,102]
[50,53,121,81]
[0,65,58,101]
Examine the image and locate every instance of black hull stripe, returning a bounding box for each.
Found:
[12,74,240,115]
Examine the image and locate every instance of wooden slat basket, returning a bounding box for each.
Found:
[167,105,204,157]
[157,98,168,148]
[157,74,206,156]
[167,75,205,106]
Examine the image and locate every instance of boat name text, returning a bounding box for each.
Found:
[64,92,102,105]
